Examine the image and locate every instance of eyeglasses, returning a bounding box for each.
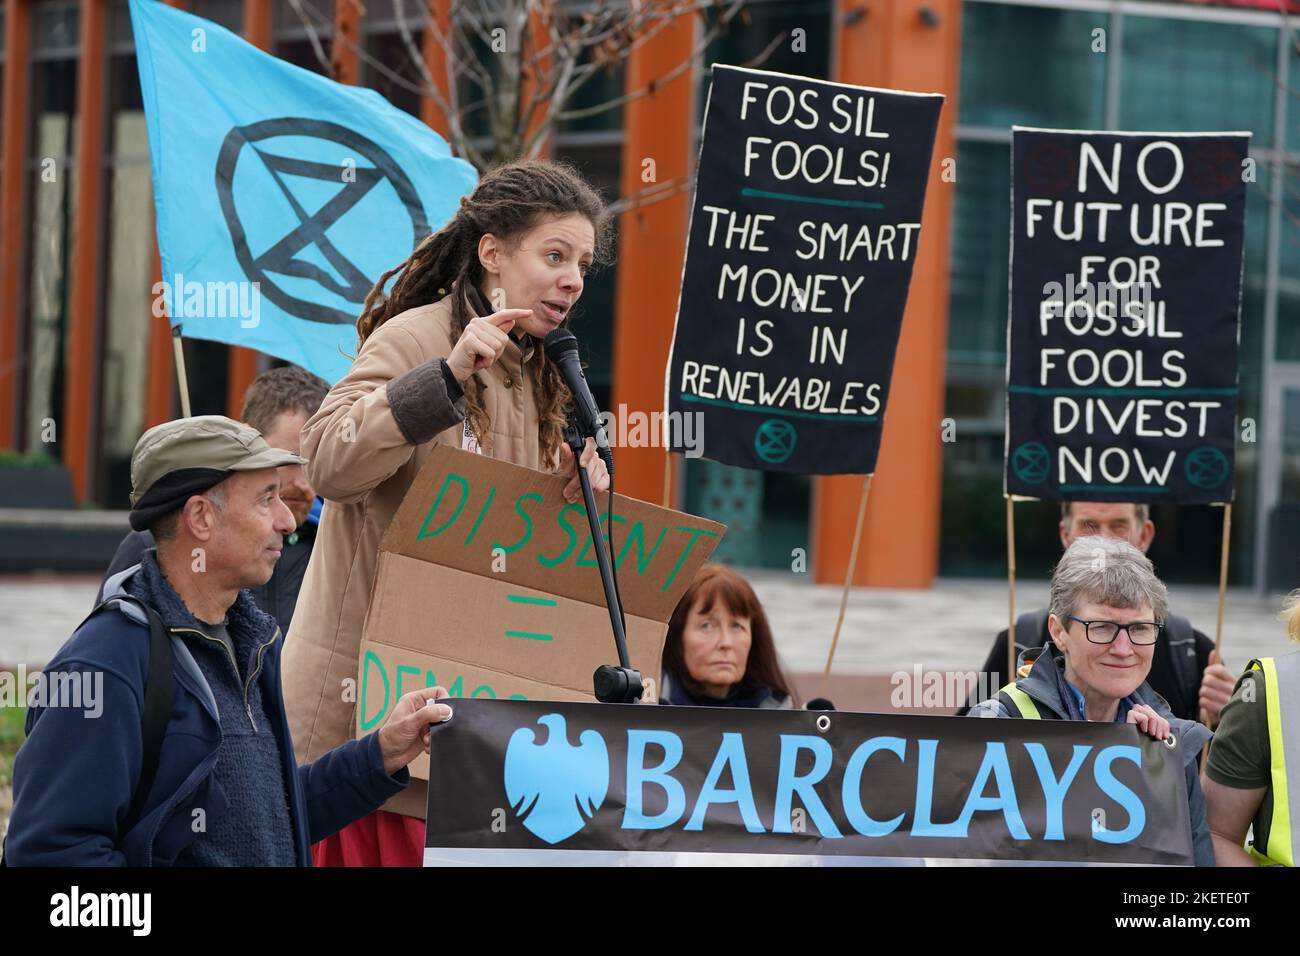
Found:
[1065,616,1161,645]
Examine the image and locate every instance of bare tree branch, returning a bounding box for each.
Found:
[605,174,695,216]
[554,0,751,123]
[284,0,334,74]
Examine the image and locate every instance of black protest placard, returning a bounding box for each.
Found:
[425,699,1194,866]
[1006,128,1249,504]
[664,65,943,474]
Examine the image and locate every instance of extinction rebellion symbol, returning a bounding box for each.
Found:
[1011,441,1050,485]
[1185,446,1230,490]
[215,118,429,325]
[754,419,797,465]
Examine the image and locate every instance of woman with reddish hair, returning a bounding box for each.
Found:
[660,564,795,709]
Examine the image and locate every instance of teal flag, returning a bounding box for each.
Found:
[129,0,477,382]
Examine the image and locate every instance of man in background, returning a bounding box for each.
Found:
[97,365,328,632]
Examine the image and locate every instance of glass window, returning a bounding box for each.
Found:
[1277,159,1300,364]
[555,52,625,135]
[698,0,832,118]
[1290,26,1300,152]
[947,140,1010,368]
[275,38,333,74]
[99,3,154,508]
[943,136,1011,570]
[275,0,334,33]
[959,3,1107,130]
[203,0,244,34]
[1279,388,1300,506]
[361,30,426,117]
[684,462,811,570]
[1119,17,1276,142]
[274,0,335,73]
[33,1,78,54]
[25,5,81,461]
[941,126,1017,580]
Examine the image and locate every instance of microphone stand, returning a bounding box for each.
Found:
[564,417,644,704]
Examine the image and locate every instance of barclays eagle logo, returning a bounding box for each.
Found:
[504,713,609,845]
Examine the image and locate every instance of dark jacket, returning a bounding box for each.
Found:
[967,643,1214,866]
[96,501,319,633]
[7,551,408,866]
[958,608,1213,721]
[659,669,793,709]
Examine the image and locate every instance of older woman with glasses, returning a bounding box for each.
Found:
[968,535,1214,865]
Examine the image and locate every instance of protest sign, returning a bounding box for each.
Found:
[1006,128,1249,503]
[357,446,725,779]
[425,699,1195,866]
[664,65,943,474]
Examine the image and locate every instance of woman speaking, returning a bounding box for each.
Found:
[284,160,611,866]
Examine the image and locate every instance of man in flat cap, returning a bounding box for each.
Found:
[5,416,450,866]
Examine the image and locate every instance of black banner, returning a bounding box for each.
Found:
[425,699,1195,866]
[1006,128,1249,503]
[664,65,943,474]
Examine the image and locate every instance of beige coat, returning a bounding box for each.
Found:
[284,295,544,818]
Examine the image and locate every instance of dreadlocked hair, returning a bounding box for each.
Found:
[356,159,610,464]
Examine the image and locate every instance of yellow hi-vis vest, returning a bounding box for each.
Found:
[997,683,1042,719]
[1246,654,1299,867]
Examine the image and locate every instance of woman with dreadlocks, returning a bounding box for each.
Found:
[283,159,611,866]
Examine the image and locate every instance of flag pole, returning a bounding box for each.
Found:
[1006,496,1017,686]
[171,326,192,418]
[825,474,872,676]
[661,451,674,509]
[1214,503,1233,656]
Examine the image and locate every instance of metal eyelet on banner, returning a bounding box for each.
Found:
[1163,733,1177,749]
[815,714,831,733]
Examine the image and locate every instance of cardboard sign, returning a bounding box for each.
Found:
[1006,128,1249,503]
[425,699,1195,866]
[664,65,943,474]
[357,445,725,778]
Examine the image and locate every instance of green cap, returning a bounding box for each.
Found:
[130,415,307,507]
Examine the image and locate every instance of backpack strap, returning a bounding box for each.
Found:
[0,596,174,866]
[1162,613,1200,714]
[125,602,175,833]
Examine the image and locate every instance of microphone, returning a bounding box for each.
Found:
[805,697,836,711]
[543,328,613,473]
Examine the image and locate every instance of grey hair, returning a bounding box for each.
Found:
[205,481,228,511]
[1049,535,1168,625]
[150,478,229,541]
[1060,501,1150,524]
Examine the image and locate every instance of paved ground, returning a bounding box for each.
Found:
[1,569,1293,709]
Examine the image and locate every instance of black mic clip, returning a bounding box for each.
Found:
[593,665,645,704]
